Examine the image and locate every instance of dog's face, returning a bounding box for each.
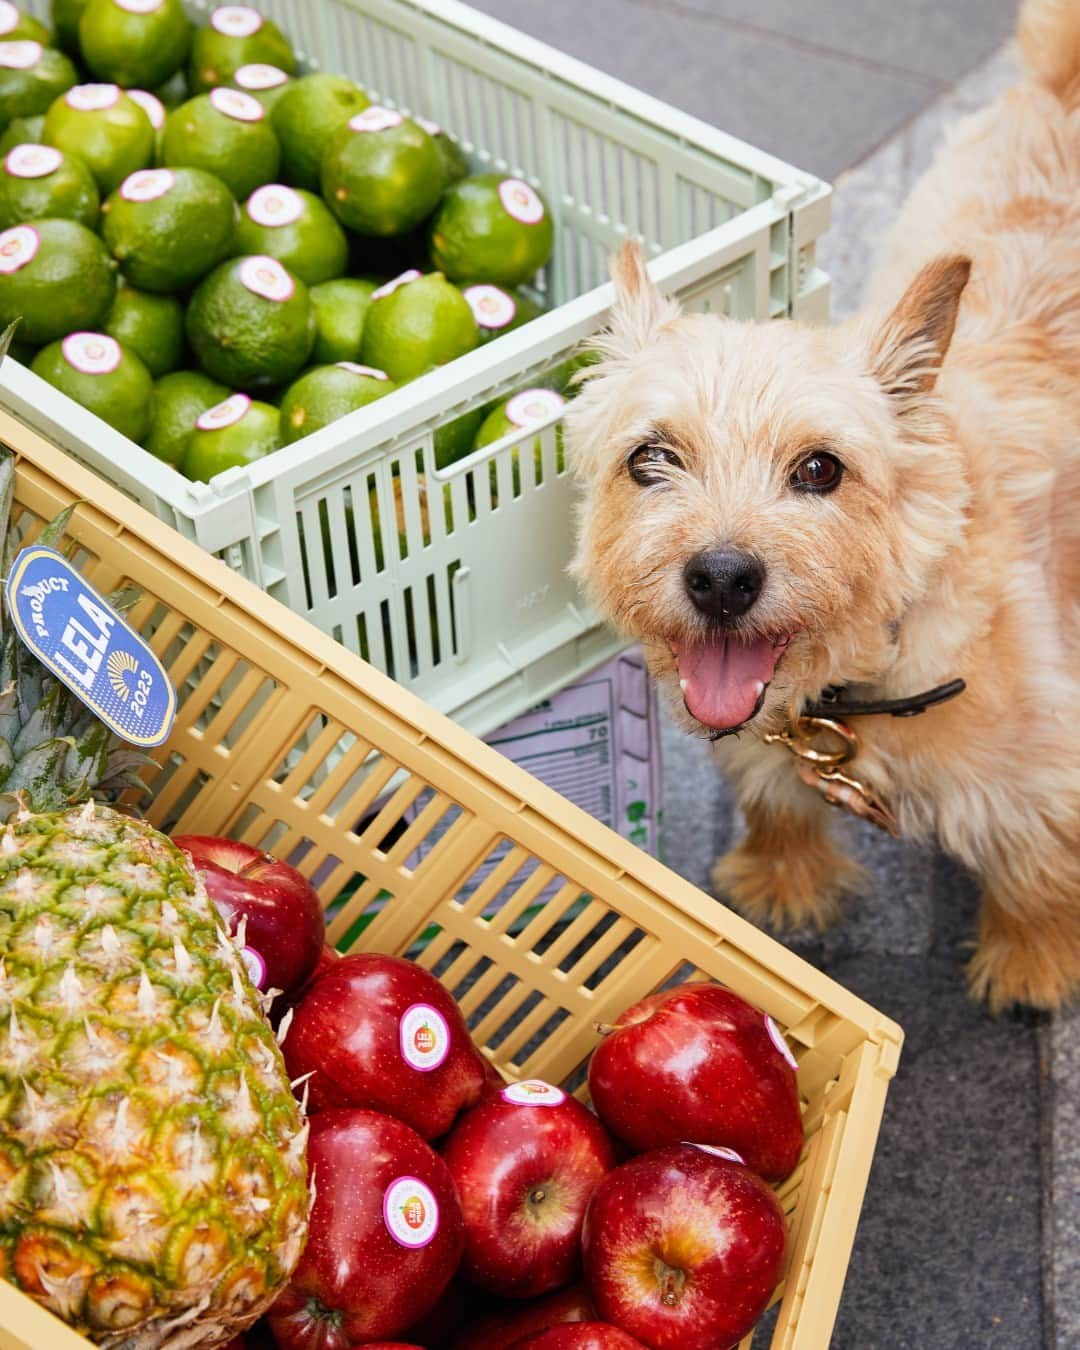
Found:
[566,244,973,737]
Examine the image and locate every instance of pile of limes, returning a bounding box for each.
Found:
[0,0,573,483]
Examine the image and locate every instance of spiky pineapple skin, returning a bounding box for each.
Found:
[0,803,309,1348]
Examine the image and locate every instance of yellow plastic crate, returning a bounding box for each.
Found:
[0,410,901,1350]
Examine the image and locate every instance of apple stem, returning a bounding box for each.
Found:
[594,1023,617,1037]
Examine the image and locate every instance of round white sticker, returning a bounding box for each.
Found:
[383,1176,439,1249]
[415,116,441,136]
[336,362,390,380]
[5,145,63,179]
[62,332,121,376]
[348,105,402,134]
[0,2,19,36]
[399,1003,450,1072]
[0,39,41,69]
[196,393,250,431]
[128,88,165,129]
[114,0,165,12]
[464,283,516,330]
[506,389,565,428]
[499,177,544,225]
[66,84,121,112]
[371,268,421,301]
[120,167,174,202]
[210,4,263,37]
[247,183,303,227]
[500,1079,566,1107]
[209,86,264,123]
[0,224,38,273]
[684,1142,746,1165]
[238,254,294,302]
[240,946,266,988]
[235,62,289,90]
[765,1015,800,1072]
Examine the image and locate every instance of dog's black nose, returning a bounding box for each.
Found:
[683,548,764,622]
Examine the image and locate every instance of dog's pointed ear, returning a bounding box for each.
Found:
[870,255,971,406]
[601,240,679,358]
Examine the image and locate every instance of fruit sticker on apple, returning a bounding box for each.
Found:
[282,952,487,1137]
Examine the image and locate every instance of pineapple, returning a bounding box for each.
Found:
[0,350,309,1346]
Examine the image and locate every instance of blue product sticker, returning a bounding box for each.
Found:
[6,546,176,748]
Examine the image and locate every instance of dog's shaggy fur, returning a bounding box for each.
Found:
[565,0,1080,1011]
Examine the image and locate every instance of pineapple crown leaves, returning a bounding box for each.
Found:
[0,326,155,816]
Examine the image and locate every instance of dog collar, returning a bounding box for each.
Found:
[802,677,966,720]
[764,679,964,837]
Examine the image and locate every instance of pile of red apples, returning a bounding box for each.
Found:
[178,837,805,1350]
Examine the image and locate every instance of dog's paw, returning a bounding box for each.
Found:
[711,839,863,933]
[967,922,1080,1014]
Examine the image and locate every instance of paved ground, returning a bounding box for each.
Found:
[466,2,1073,1345]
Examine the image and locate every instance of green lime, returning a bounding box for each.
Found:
[143,366,226,463]
[474,386,566,493]
[161,87,279,200]
[102,165,237,291]
[31,331,152,440]
[188,6,295,94]
[236,183,346,286]
[430,173,554,287]
[280,361,395,444]
[103,277,182,375]
[185,253,313,390]
[0,141,99,227]
[179,390,279,480]
[270,72,367,191]
[360,270,477,382]
[0,5,51,45]
[433,404,488,469]
[0,42,76,132]
[416,117,468,185]
[549,344,602,396]
[461,282,545,345]
[0,217,115,343]
[51,0,88,55]
[43,83,154,194]
[0,111,43,153]
[125,86,166,160]
[154,66,188,108]
[475,387,566,450]
[321,107,443,237]
[309,276,375,363]
[79,0,192,90]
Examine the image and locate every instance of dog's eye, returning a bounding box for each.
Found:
[627,445,683,485]
[790,451,843,493]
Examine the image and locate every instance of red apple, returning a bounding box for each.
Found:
[282,953,487,1137]
[267,1109,465,1348]
[511,1325,648,1348]
[450,1282,596,1350]
[400,1276,481,1347]
[360,1345,427,1349]
[588,983,803,1181]
[582,1143,786,1349]
[442,1079,616,1298]
[173,835,325,999]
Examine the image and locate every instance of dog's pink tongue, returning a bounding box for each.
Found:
[673,633,780,730]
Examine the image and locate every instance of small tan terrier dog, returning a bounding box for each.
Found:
[566,0,1080,1012]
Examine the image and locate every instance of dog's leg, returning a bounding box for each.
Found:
[712,776,864,932]
[968,834,1080,1012]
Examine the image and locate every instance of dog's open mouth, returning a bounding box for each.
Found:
[671,632,794,732]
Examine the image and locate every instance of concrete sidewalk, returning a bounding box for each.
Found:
[467,1,1073,1344]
